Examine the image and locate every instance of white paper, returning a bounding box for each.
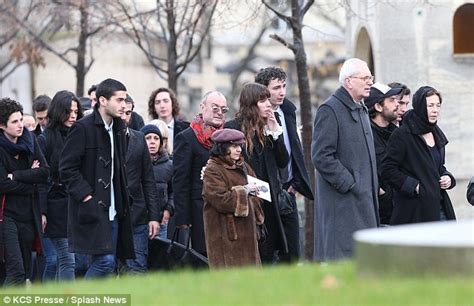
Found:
[247,175,271,202]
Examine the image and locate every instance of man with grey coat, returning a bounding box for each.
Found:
[311,58,379,261]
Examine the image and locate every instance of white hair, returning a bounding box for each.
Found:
[147,118,172,154]
[338,58,369,85]
[201,91,226,105]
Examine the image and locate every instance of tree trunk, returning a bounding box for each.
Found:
[290,0,315,260]
[166,0,178,93]
[76,0,89,97]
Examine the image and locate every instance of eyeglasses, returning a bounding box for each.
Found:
[211,105,229,114]
[350,75,374,82]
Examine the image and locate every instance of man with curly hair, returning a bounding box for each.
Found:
[255,67,314,264]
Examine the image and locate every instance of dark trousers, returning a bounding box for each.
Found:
[259,203,300,264]
[3,216,35,286]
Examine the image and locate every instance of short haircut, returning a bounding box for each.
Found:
[87,84,97,96]
[125,94,135,110]
[255,67,287,87]
[338,58,369,85]
[201,91,226,105]
[0,97,23,126]
[47,90,83,129]
[148,87,180,119]
[95,79,127,106]
[388,82,411,96]
[32,95,51,113]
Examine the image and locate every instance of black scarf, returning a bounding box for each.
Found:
[0,128,35,156]
[402,86,448,148]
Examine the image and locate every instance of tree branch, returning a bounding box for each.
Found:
[269,33,296,53]
[301,0,315,17]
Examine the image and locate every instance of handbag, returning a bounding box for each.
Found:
[277,188,296,216]
[148,227,208,270]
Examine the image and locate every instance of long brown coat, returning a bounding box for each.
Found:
[202,156,264,269]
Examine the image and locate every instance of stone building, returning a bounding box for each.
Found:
[346,0,473,214]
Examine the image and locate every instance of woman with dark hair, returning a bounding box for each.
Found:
[225,83,290,264]
[382,86,456,224]
[202,128,264,268]
[37,90,83,281]
[0,98,49,285]
[147,88,189,154]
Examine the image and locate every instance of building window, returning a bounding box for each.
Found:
[453,3,474,54]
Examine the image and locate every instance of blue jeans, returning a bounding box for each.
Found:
[74,254,89,278]
[125,224,148,273]
[84,218,118,279]
[158,223,168,239]
[42,237,58,281]
[50,238,75,281]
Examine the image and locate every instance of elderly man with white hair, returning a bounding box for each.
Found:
[311,58,379,261]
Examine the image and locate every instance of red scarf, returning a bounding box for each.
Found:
[190,114,223,149]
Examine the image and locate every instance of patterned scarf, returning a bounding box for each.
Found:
[190,114,223,149]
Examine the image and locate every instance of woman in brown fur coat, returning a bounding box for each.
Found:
[202,128,264,269]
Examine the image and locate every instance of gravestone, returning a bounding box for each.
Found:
[354,220,474,277]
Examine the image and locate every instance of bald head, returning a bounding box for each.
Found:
[200,91,227,128]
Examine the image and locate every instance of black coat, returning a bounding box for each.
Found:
[280,99,314,200]
[173,119,190,142]
[126,129,159,226]
[59,110,135,258]
[0,133,49,256]
[172,127,209,254]
[152,152,174,217]
[381,123,456,224]
[370,121,397,225]
[225,119,290,252]
[37,127,69,238]
[129,112,145,131]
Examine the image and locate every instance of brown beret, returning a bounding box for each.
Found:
[211,128,245,145]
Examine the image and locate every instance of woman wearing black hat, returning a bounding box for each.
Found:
[37,90,83,281]
[202,128,264,269]
[140,124,174,239]
[382,86,456,224]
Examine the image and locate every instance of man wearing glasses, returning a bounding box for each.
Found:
[311,58,379,261]
[173,91,227,260]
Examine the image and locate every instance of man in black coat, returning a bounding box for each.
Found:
[255,67,314,263]
[121,96,159,273]
[365,83,404,225]
[173,91,227,257]
[59,78,134,278]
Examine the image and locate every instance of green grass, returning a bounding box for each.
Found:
[1,262,473,305]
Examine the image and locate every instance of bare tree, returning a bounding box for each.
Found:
[114,0,218,93]
[262,0,315,260]
[0,1,45,84]
[1,0,112,96]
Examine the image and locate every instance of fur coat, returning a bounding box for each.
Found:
[202,156,264,269]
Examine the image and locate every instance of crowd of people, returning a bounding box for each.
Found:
[0,58,471,286]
